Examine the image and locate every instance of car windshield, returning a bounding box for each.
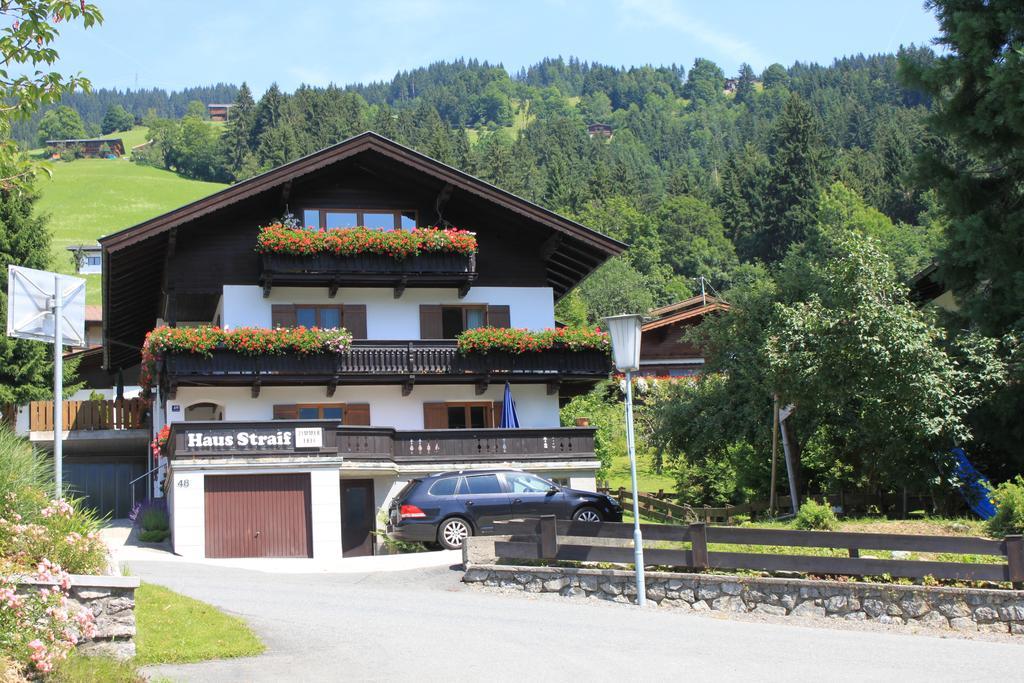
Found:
[505,472,554,493]
[394,479,419,502]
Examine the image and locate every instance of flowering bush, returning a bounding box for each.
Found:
[139,325,354,388]
[456,326,610,355]
[0,562,96,675]
[255,224,478,258]
[150,423,170,461]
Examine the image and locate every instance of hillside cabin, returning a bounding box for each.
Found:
[639,295,730,377]
[909,262,959,313]
[587,123,613,139]
[99,131,625,560]
[207,103,234,122]
[47,138,125,158]
[68,244,103,275]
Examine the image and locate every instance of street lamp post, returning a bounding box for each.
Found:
[603,314,646,607]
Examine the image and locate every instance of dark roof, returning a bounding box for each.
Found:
[101,131,626,369]
[66,244,101,252]
[643,296,730,332]
[46,138,123,145]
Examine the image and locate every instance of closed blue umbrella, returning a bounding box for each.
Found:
[500,382,520,428]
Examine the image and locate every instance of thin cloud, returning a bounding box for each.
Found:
[617,0,765,68]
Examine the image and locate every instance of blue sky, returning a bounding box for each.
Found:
[53,0,941,93]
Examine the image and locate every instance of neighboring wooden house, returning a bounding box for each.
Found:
[207,103,234,122]
[68,243,103,275]
[99,131,625,560]
[47,138,125,158]
[909,262,959,313]
[587,123,613,139]
[639,295,730,377]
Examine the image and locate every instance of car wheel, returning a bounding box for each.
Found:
[573,507,603,523]
[438,517,472,550]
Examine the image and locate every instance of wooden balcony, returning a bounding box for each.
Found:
[260,251,478,298]
[29,398,150,432]
[167,422,597,466]
[161,341,612,396]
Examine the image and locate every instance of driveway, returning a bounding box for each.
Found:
[130,558,1024,682]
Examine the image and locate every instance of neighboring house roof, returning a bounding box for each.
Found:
[66,244,102,252]
[46,138,122,145]
[84,305,102,323]
[100,131,627,369]
[207,103,235,108]
[648,294,723,319]
[642,298,730,332]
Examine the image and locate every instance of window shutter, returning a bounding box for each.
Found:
[491,401,502,429]
[271,305,297,328]
[487,305,511,328]
[343,403,371,425]
[419,305,443,339]
[343,305,368,339]
[273,404,298,420]
[423,402,448,429]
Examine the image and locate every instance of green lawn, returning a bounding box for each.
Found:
[101,126,151,153]
[50,582,263,681]
[134,583,264,665]
[601,450,676,495]
[34,157,226,303]
[466,99,535,144]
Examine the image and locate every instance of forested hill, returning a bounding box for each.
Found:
[26,52,942,323]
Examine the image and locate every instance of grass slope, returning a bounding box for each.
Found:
[34,156,226,303]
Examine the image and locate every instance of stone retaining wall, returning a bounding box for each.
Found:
[17,575,140,660]
[463,564,1024,634]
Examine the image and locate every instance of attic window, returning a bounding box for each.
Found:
[302,209,417,231]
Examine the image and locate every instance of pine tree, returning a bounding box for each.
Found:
[756,93,828,261]
[221,82,256,178]
[0,186,80,404]
[735,63,757,107]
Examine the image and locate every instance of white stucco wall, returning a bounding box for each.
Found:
[221,285,556,335]
[167,383,560,429]
[169,466,342,559]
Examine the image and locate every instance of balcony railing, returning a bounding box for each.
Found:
[167,422,597,465]
[162,341,612,389]
[260,251,478,297]
[28,398,150,432]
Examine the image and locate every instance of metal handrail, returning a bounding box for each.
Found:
[129,463,162,510]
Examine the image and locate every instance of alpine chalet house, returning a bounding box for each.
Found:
[100,131,624,560]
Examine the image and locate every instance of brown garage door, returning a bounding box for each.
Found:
[204,474,312,558]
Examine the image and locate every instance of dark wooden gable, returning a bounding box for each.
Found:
[102,132,626,369]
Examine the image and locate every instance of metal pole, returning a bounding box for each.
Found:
[780,415,799,511]
[624,369,646,606]
[52,274,63,499]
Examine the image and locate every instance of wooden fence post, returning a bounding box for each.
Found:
[690,522,708,570]
[539,515,558,560]
[1006,535,1024,589]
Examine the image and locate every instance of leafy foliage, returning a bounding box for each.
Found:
[455,326,609,354]
[794,499,839,531]
[986,476,1024,537]
[255,224,478,258]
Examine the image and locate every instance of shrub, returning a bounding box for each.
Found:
[456,326,610,354]
[139,503,169,533]
[138,529,169,543]
[794,499,839,531]
[986,476,1024,537]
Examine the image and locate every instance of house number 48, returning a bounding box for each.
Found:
[177,479,190,488]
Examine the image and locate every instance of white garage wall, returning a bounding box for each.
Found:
[221,285,556,335]
[168,383,560,429]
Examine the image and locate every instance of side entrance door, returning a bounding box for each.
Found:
[341,479,376,557]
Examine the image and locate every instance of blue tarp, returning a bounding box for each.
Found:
[500,382,520,429]
[950,448,997,520]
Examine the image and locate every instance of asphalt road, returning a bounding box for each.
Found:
[134,560,1024,682]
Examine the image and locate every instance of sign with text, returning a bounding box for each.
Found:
[179,426,325,453]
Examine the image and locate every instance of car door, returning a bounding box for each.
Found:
[458,473,512,532]
[504,472,565,519]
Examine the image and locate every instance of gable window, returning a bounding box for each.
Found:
[302,209,417,231]
[423,401,503,429]
[419,304,510,339]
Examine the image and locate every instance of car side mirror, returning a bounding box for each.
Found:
[548,485,560,495]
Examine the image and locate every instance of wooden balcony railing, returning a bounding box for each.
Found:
[162,341,611,389]
[167,422,597,465]
[29,398,150,432]
[260,252,478,297]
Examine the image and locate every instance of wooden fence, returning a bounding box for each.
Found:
[493,516,1024,584]
[28,399,149,432]
[600,487,934,524]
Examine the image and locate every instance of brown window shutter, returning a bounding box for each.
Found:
[491,401,502,428]
[343,305,368,339]
[343,403,371,425]
[423,402,448,429]
[419,305,443,339]
[487,305,511,328]
[273,404,299,420]
[271,305,297,328]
